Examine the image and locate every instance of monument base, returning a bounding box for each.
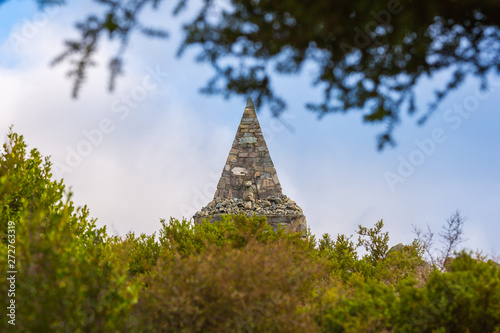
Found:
[193,213,307,234]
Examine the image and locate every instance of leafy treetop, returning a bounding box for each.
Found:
[7,0,497,149]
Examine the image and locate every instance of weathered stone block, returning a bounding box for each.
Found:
[239,137,257,144]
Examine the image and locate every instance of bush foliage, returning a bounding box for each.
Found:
[1,130,499,332]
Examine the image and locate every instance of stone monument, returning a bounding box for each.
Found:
[193,98,307,234]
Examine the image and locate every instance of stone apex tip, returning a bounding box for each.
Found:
[246,97,255,109]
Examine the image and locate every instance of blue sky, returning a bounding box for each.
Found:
[1,0,499,256]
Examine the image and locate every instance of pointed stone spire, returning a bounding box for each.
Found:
[194,98,307,235]
[214,98,283,200]
[246,96,254,108]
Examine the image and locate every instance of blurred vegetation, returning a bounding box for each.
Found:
[1,129,500,331]
[5,0,498,148]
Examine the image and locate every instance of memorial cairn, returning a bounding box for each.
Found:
[193,98,307,234]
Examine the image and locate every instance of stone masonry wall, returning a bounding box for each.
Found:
[194,98,307,235]
[213,98,282,200]
[193,196,307,234]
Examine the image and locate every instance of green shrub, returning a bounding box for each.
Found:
[0,129,138,332]
[316,233,359,282]
[375,240,426,286]
[396,251,500,332]
[133,240,324,333]
[315,278,397,333]
[121,232,161,277]
[158,213,307,257]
